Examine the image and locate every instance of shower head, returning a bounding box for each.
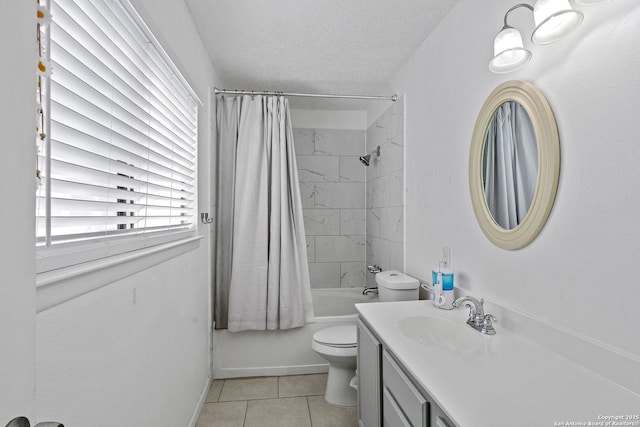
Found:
[359,146,381,167]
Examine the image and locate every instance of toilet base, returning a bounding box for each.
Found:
[324,365,357,407]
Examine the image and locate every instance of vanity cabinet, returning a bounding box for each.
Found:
[357,318,457,427]
[357,318,381,427]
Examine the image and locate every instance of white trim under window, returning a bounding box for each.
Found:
[36,0,199,273]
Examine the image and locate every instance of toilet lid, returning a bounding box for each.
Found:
[313,325,357,348]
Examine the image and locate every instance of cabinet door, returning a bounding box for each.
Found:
[382,387,412,427]
[357,318,381,427]
[382,350,429,426]
[432,405,456,427]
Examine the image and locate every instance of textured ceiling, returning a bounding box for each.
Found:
[186,0,457,109]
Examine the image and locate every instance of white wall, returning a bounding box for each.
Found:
[397,0,640,358]
[34,1,222,425]
[37,253,209,426]
[0,2,37,423]
[291,109,367,130]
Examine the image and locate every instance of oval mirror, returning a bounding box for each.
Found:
[469,81,560,250]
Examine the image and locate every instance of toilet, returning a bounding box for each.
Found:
[311,270,419,406]
[311,325,358,406]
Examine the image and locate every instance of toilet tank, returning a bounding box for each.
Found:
[375,270,419,301]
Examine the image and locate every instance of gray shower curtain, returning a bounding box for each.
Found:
[483,101,538,230]
[215,95,314,331]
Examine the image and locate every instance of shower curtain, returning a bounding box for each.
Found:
[483,101,538,230]
[215,95,314,332]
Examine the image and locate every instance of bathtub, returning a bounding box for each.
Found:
[212,287,379,379]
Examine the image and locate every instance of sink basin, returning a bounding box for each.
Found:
[398,315,486,353]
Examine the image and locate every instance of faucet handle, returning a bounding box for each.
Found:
[483,314,497,325]
[481,314,497,334]
[367,265,382,274]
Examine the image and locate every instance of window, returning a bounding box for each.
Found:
[36,0,198,273]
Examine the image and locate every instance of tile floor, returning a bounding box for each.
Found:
[196,373,358,427]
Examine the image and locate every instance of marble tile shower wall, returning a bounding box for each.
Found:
[293,128,366,289]
[366,100,405,288]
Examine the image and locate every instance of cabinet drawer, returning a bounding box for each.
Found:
[382,350,428,426]
[382,387,411,427]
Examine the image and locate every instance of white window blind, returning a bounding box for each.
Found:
[36,0,198,271]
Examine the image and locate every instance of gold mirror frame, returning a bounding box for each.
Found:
[469,80,560,250]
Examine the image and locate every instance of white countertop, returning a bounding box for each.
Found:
[356,300,640,427]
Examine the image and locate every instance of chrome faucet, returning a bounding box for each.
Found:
[452,296,497,335]
[363,266,381,295]
[363,286,378,296]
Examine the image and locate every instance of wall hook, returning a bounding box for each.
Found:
[200,212,214,224]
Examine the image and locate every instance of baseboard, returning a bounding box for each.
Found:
[214,363,329,379]
[187,377,212,427]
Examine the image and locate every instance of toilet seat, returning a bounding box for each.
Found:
[312,325,357,348]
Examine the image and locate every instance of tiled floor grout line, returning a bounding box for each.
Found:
[242,400,248,427]
[216,394,326,403]
[220,397,283,403]
[216,379,224,402]
[306,396,313,427]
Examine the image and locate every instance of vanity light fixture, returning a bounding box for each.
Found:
[531,0,583,44]
[489,6,533,74]
[489,1,584,73]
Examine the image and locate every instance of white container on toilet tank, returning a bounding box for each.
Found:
[375,270,420,301]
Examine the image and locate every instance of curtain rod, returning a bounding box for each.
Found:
[213,87,397,102]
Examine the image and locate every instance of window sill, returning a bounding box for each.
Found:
[36,235,203,313]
